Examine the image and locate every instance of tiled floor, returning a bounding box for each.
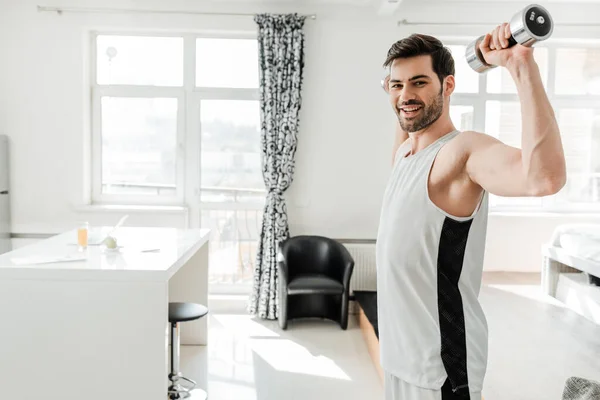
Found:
[481,272,600,400]
[180,273,600,400]
[180,312,383,400]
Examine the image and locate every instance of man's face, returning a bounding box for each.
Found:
[387,55,453,133]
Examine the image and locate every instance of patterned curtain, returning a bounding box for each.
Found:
[247,13,307,320]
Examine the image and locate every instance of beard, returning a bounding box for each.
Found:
[397,91,444,133]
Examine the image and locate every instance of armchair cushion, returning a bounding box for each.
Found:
[287,274,344,295]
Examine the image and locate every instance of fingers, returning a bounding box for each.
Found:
[499,23,510,47]
[489,26,499,50]
[504,23,511,42]
[479,33,491,53]
[488,23,510,50]
[496,26,503,50]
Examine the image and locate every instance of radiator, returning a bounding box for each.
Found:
[343,243,377,294]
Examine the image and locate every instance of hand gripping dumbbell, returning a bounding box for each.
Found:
[465,3,554,73]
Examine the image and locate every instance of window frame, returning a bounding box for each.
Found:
[444,38,600,214]
[91,87,186,206]
[89,30,261,207]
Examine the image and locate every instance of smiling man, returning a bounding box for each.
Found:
[375,30,567,400]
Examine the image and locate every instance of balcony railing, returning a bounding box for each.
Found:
[200,187,265,293]
[102,181,177,196]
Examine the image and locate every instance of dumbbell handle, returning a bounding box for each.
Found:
[465,3,553,73]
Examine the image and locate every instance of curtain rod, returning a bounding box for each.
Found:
[397,19,597,27]
[37,5,317,19]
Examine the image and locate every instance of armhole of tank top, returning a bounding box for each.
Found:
[392,138,410,169]
[424,136,487,222]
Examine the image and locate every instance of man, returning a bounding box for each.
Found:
[376,25,566,400]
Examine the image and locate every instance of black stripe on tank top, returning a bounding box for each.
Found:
[438,217,473,399]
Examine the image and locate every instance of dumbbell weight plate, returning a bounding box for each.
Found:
[465,35,496,74]
[509,3,553,47]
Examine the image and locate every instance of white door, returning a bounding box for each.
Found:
[183,36,263,294]
[190,96,264,294]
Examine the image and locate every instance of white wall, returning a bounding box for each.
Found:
[289,0,600,272]
[1,0,600,271]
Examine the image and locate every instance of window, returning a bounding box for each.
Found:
[555,48,600,95]
[486,48,548,93]
[199,99,263,202]
[445,39,600,212]
[448,45,480,94]
[195,38,259,88]
[91,34,185,205]
[450,105,474,131]
[96,35,183,86]
[199,98,263,292]
[100,97,179,197]
[91,32,263,293]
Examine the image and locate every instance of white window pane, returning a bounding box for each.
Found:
[196,39,259,88]
[96,36,183,86]
[486,47,548,94]
[549,108,600,204]
[485,101,541,208]
[485,101,521,148]
[489,195,542,208]
[555,48,600,95]
[557,108,598,174]
[450,105,474,131]
[551,174,600,205]
[200,100,264,202]
[101,97,178,196]
[448,45,479,93]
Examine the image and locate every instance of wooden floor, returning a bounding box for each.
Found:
[357,304,383,383]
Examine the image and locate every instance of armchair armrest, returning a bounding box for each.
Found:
[338,243,355,291]
[277,244,289,287]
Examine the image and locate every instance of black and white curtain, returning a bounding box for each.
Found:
[247,13,307,320]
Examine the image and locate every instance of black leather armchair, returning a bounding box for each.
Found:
[277,235,355,330]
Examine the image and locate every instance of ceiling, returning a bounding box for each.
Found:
[198,0,600,18]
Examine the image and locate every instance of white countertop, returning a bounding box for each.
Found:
[0,227,211,281]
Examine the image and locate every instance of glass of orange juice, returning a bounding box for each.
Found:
[77,222,89,251]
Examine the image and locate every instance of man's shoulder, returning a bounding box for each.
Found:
[449,130,499,158]
[453,130,491,143]
[454,130,498,146]
[436,130,497,179]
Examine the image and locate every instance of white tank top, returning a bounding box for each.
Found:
[376,130,489,394]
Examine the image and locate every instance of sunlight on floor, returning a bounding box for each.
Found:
[249,338,352,381]
[486,283,565,307]
[212,314,280,338]
[560,285,600,323]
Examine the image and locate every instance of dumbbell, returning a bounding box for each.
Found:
[465,3,554,73]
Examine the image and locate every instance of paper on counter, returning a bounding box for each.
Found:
[11,254,88,265]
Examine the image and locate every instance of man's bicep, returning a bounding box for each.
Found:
[465,132,531,197]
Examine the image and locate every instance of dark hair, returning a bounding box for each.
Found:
[383,34,455,85]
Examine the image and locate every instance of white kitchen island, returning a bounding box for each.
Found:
[0,226,211,400]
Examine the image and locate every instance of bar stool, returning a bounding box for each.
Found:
[168,302,208,400]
